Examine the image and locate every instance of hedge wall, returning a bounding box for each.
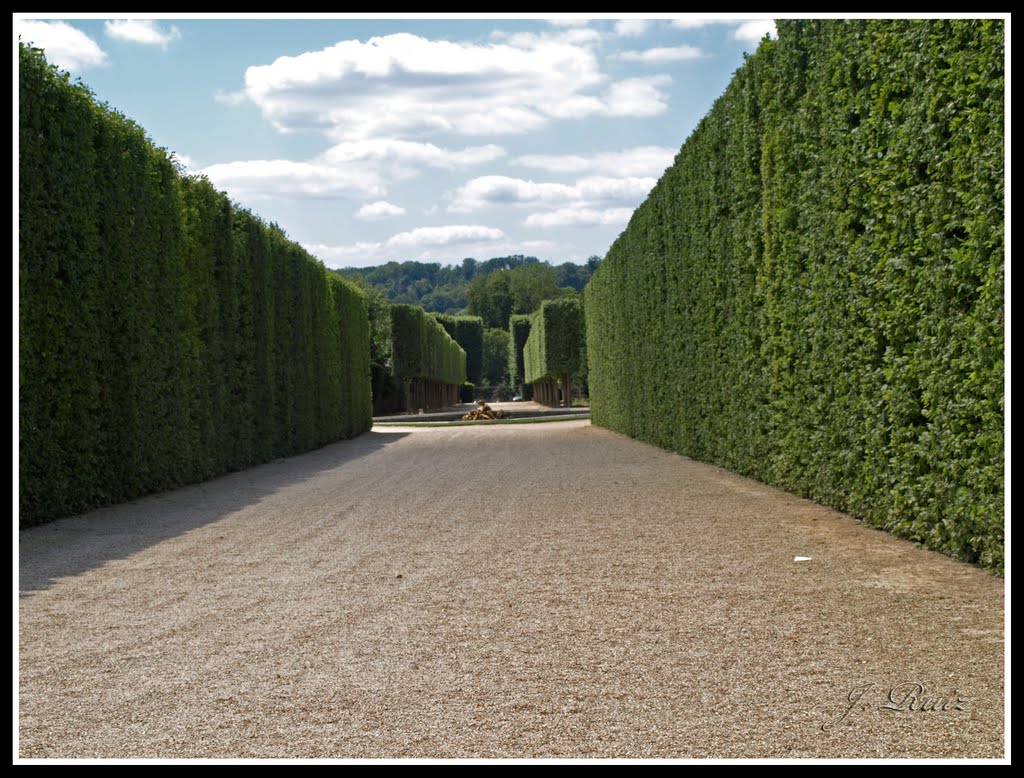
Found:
[431,313,484,384]
[391,305,467,386]
[584,20,1004,571]
[19,43,372,527]
[523,298,583,384]
[508,314,533,393]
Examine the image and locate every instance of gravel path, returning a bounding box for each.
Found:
[18,421,1004,759]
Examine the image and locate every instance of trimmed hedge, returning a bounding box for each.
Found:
[391,305,467,386]
[524,298,584,384]
[508,313,532,393]
[431,313,484,384]
[19,43,372,527]
[584,20,1004,571]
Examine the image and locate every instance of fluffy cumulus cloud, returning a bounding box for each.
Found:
[450,174,655,211]
[616,45,706,63]
[670,17,718,30]
[732,20,777,45]
[356,201,405,221]
[304,241,386,268]
[197,159,384,200]
[513,146,676,177]
[448,173,655,228]
[320,139,505,178]
[546,17,593,28]
[104,19,181,49]
[601,76,672,117]
[16,20,107,71]
[574,176,656,201]
[498,27,603,47]
[171,152,197,172]
[448,176,578,213]
[197,139,506,203]
[305,224,516,268]
[614,19,651,37]
[237,32,670,140]
[524,206,635,228]
[670,16,777,43]
[385,224,505,250]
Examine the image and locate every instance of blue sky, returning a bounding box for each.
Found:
[15,14,778,269]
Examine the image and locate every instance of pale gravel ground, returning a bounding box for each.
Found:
[18,421,1004,759]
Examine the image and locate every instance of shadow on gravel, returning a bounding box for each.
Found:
[18,429,409,597]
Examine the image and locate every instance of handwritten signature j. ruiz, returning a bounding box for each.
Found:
[821,682,968,732]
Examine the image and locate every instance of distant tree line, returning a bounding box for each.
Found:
[337,255,600,320]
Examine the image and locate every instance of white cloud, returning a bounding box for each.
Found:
[356,200,405,221]
[575,176,656,202]
[616,45,706,63]
[320,139,505,173]
[385,224,506,250]
[614,19,651,37]
[196,138,504,209]
[449,174,655,213]
[171,152,197,172]
[307,233,557,269]
[236,32,668,140]
[16,20,107,71]
[547,17,592,27]
[304,241,384,268]
[449,176,578,212]
[502,27,603,47]
[670,18,719,30]
[104,19,181,49]
[197,159,383,200]
[513,146,676,177]
[304,224,508,268]
[669,16,777,43]
[524,206,635,229]
[733,20,777,45]
[602,75,672,117]
[214,89,248,107]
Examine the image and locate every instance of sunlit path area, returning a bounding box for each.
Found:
[19,422,1003,758]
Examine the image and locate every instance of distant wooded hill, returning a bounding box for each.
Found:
[335,255,600,321]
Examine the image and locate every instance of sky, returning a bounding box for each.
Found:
[14,14,778,270]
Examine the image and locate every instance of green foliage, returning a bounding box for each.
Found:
[508,314,533,391]
[466,270,513,330]
[390,304,467,386]
[524,298,584,384]
[432,313,484,384]
[467,263,575,329]
[18,43,371,526]
[482,328,512,386]
[584,20,1004,572]
[337,255,598,316]
[342,274,394,412]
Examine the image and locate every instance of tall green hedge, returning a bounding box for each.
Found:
[584,20,1004,571]
[508,314,533,392]
[523,298,583,384]
[431,313,484,384]
[391,305,467,386]
[19,43,371,527]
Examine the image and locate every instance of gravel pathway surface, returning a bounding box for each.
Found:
[18,421,1004,759]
